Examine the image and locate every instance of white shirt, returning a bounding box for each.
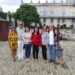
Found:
[49,30,54,45]
[16,27,25,41]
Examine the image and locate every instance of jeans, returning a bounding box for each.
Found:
[23,44,31,58]
[48,45,56,61]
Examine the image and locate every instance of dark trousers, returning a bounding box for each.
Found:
[23,44,31,58]
[33,46,39,59]
[42,45,47,60]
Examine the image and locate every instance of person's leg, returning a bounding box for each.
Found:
[20,41,24,60]
[48,45,52,61]
[11,49,16,62]
[42,45,47,60]
[28,44,31,58]
[43,45,47,60]
[24,44,27,58]
[59,56,64,65]
[26,44,31,58]
[42,45,44,59]
[17,41,21,60]
[56,57,60,64]
[18,41,24,60]
[33,46,36,59]
[11,49,14,59]
[35,46,39,59]
[51,45,56,62]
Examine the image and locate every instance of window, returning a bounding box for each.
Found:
[43,18,46,23]
[50,11,54,15]
[47,0,67,3]
[55,0,61,3]
[62,18,65,23]
[73,0,75,6]
[72,18,75,23]
[48,0,54,3]
[62,11,65,16]
[57,18,60,23]
[63,0,67,3]
[51,18,54,23]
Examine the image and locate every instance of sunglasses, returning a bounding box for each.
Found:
[19,24,23,25]
[43,27,46,29]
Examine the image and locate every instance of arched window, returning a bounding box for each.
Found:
[55,0,67,3]
[73,0,75,5]
[48,0,67,3]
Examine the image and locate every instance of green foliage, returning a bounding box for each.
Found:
[14,4,41,27]
[0,12,7,19]
[7,12,12,22]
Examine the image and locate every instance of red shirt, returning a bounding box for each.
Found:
[31,33,41,46]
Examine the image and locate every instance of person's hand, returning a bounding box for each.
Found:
[28,40,32,44]
[46,45,48,48]
[29,40,31,43]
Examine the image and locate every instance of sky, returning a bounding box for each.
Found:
[0,0,66,12]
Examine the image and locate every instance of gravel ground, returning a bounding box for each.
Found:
[0,41,75,75]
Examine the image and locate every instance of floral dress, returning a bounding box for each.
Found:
[8,31,18,49]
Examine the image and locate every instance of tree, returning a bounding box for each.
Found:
[7,12,12,22]
[0,12,7,19]
[14,4,41,27]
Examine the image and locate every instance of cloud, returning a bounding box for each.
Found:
[1,5,20,12]
[0,0,67,12]
[0,0,21,6]
[0,0,21,12]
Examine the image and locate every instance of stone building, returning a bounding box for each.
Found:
[0,6,2,12]
[21,0,75,27]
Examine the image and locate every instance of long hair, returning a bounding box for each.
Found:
[32,26,40,34]
[54,28,62,41]
[54,28,60,35]
[25,26,30,32]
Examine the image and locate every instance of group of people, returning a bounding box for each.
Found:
[8,20,65,67]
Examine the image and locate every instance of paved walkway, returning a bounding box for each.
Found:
[0,41,75,75]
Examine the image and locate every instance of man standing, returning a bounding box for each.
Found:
[48,25,56,62]
[16,20,25,61]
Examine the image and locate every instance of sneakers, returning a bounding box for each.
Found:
[18,58,23,62]
[18,57,24,61]
[26,58,30,62]
[34,59,38,62]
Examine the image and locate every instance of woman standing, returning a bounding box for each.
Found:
[8,26,18,62]
[54,28,65,66]
[41,26,49,61]
[32,26,41,61]
[22,26,31,62]
[54,28,62,46]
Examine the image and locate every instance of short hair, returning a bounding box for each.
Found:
[18,20,23,25]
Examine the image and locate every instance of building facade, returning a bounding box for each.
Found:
[22,0,75,27]
[0,6,2,12]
